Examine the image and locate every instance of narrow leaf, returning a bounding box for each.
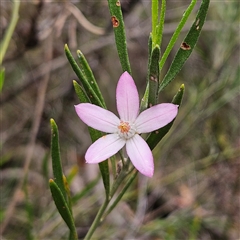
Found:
[0,67,5,92]
[151,0,159,45]
[65,44,104,108]
[63,175,73,215]
[73,80,90,103]
[49,179,78,240]
[107,0,131,74]
[77,50,106,108]
[50,118,66,200]
[159,0,197,70]
[156,0,166,46]
[73,81,110,197]
[147,34,153,74]
[159,0,210,92]
[0,0,20,65]
[141,34,153,111]
[141,83,149,112]
[147,84,185,150]
[148,45,160,106]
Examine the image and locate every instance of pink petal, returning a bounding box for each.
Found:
[135,103,178,133]
[126,135,154,177]
[75,103,120,133]
[85,134,126,163]
[116,71,139,122]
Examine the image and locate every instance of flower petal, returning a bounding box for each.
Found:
[75,103,120,133]
[126,135,154,177]
[85,134,126,163]
[116,71,139,122]
[135,103,178,133]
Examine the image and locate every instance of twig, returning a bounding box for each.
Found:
[67,3,105,35]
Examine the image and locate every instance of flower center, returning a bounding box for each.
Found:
[117,121,136,139]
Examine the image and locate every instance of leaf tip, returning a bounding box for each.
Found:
[64,43,69,51]
[180,84,185,90]
[50,118,56,126]
[76,50,82,57]
[73,80,77,85]
[49,178,54,184]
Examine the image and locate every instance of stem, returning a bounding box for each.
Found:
[110,156,117,179]
[118,150,126,167]
[156,0,166,46]
[102,169,137,220]
[159,0,197,69]
[0,0,20,65]
[110,168,128,197]
[83,198,110,240]
[151,0,158,45]
[84,163,135,239]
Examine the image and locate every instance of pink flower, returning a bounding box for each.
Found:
[75,72,178,177]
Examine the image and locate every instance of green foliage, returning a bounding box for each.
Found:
[151,0,166,47]
[0,67,5,92]
[107,0,131,74]
[159,0,210,91]
[50,119,78,239]
[65,44,105,108]
[50,119,66,200]
[147,84,185,150]
[76,50,106,107]
[73,81,110,197]
[159,0,197,70]
[148,45,161,106]
[49,179,78,240]
[0,0,20,65]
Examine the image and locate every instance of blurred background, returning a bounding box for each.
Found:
[1,1,239,239]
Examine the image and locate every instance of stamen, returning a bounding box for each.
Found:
[118,121,130,133]
[117,121,136,139]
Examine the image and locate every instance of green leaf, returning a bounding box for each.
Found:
[50,119,66,200]
[159,0,210,92]
[151,0,159,45]
[49,179,78,240]
[147,34,153,73]
[65,44,104,108]
[0,0,20,65]
[141,83,149,112]
[107,0,131,74]
[147,84,185,150]
[77,50,106,108]
[63,175,73,215]
[141,34,153,111]
[148,45,161,106]
[151,0,166,47]
[0,67,5,92]
[159,0,197,70]
[73,80,90,103]
[156,0,166,46]
[73,81,110,197]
